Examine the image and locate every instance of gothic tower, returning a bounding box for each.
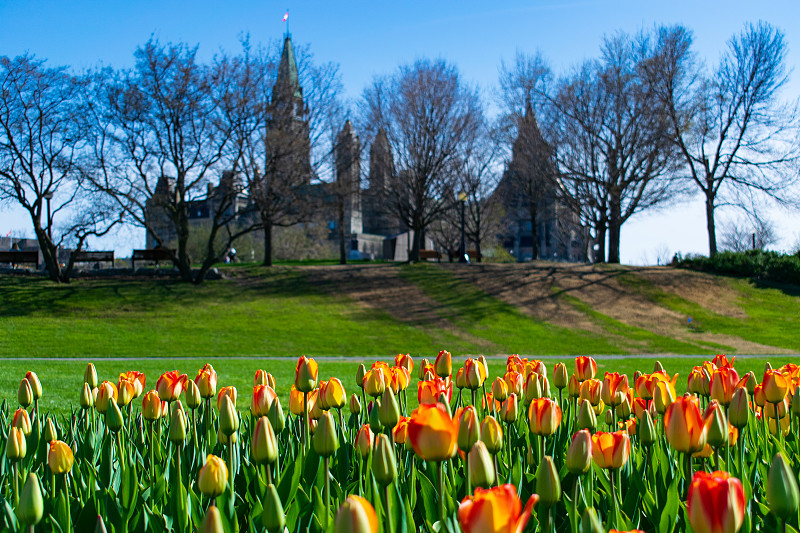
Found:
[335,120,362,234]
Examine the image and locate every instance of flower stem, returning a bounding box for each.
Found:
[438,460,446,523]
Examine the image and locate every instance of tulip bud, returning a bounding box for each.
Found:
[491,377,508,402]
[554,363,568,389]
[639,410,657,446]
[567,430,592,475]
[633,370,642,383]
[44,418,58,443]
[198,455,228,497]
[25,372,42,400]
[580,508,604,533]
[356,424,374,457]
[742,371,757,394]
[185,379,201,410]
[435,350,452,378]
[479,415,503,454]
[142,390,161,421]
[765,362,773,373]
[313,411,339,458]
[262,484,286,533]
[369,399,384,432]
[349,393,361,415]
[294,356,318,393]
[372,434,397,486]
[379,387,400,429]
[267,397,285,434]
[539,374,551,398]
[524,374,541,405]
[500,394,519,423]
[465,359,482,390]
[767,453,800,520]
[604,409,613,426]
[577,399,597,431]
[706,404,728,448]
[418,359,430,381]
[15,473,43,526]
[468,441,495,488]
[12,408,31,436]
[334,495,378,533]
[117,381,135,408]
[219,395,239,436]
[568,374,580,398]
[84,363,98,388]
[18,379,33,407]
[455,368,466,389]
[356,364,367,389]
[252,417,278,465]
[7,427,26,461]
[615,395,631,419]
[169,404,187,443]
[536,456,561,507]
[105,398,124,433]
[654,381,674,414]
[458,407,479,453]
[199,505,224,533]
[80,383,94,409]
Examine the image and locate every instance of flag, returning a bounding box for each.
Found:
[282,10,289,22]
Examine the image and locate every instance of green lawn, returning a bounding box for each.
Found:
[2,354,792,415]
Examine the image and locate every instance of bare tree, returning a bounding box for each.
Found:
[646,22,800,256]
[360,59,483,262]
[0,55,103,282]
[719,212,777,252]
[548,29,682,263]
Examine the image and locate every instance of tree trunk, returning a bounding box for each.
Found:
[475,240,482,263]
[263,220,273,267]
[607,200,622,264]
[338,202,347,265]
[529,203,539,260]
[410,216,422,262]
[595,218,607,264]
[32,223,64,282]
[176,207,193,282]
[706,193,717,257]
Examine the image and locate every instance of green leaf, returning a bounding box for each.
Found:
[658,475,679,533]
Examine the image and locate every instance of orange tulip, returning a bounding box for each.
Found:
[119,371,145,397]
[464,358,485,389]
[711,354,735,369]
[709,367,739,406]
[601,372,629,406]
[687,471,745,533]
[609,530,645,533]
[762,369,790,404]
[408,403,458,461]
[435,350,452,378]
[418,377,452,405]
[334,495,378,533]
[48,440,74,474]
[503,371,524,397]
[507,355,525,375]
[251,385,277,417]
[96,381,118,414]
[142,390,162,421]
[393,416,411,445]
[321,377,346,409]
[156,371,187,402]
[395,353,414,374]
[492,377,509,403]
[363,367,388,398]
[12,408,31,436]
[195,364,218,399]
[458,484,538,533]
[217,386,237,410]
[289,386,305,416]
[579,379,602,406]
[591,431,631,469]
[355,424,375,457]
[528,398,562,436]
[688,367,708,396]
[295,356,318,393]
[254,369,268,386]
[568,374,580,398]
[389,366,410,393]
[574,356,597,382]
[665,395,709,453]
[500,394,519,423]
[635,373,656,400]
[117,380,136,407]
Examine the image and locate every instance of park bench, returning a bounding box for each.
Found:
[0,250,39,267]
[467,249,482,261]
[70,250,115,267]
[418,249,441,261]
[131,248,175,270]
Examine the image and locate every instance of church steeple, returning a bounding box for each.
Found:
[273,35,303,104]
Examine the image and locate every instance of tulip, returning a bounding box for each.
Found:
[455,368,467,389]
[198,455,228,497]
[568,374,581,398]
[767,453,800,521]
[289,386,305,416]
[665,395,708,454]
[96,381,118,414]
[458,484,538,533]
[705,403,728,449]
[458,406,479,453]
[567,430,592,475]
[490,377,508,404]
[654,381,675,414]
[295,356,318,393]
[356,363,367,389]
[156,370,188,402]
[687,471,745,533]
[523,373,542,405]
[267,397,286,434]
[601,372,629,407]
[480,415,503,454]
[355,424,374,458]
[639,410,657,446]
[217,386,237,410]
[7,427,26,461]
[688,367,707,396]
[465,440,494,488]
[199,505,224,533]
[390,366,410,393]
[251,417,278,465]
[364,367,386,398]
[591,431,630,469]
[503,370,523,397]
[393,416,410,445]
[465,358,484,389]
[142,390,161,421]
[79,382,94,409]
[262,484,286,533]
[117,379,136,408]
[195,364,218,399]
[536,456,561,507]
[119,371,145,397]
[435,349,452,378]
[24,372,41,402]
[418,377,451,405]
[251,384,278,417]
[553,363,568,389]
[313,411,339,457]
[17,378,33,408]
[43,418,57,443]
[763,369,790,404]
[106,398,124,433]
[710,367,740,406]
[168,403,187,443]
[577,399,597,431]
[580,379,602,406]
[368,399,383,432]
[334,495,378,533]
[529,398,562,436]
[15,473,43,526]
[84,363,98,388]
[372,434,397,486]
[574,356,597,382]
[323,377,346,409]
[408,403,458,461]
[48,440,74,474]
[396,353,414,373]
[218,394,239,436]
[11,408,31,437]
[185,379,201,410]
[254,369,268,386]
[379,387,400,429]
[500,393,519,423]
[728,388,750,429]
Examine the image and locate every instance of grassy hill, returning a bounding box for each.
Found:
[1,261,799,358]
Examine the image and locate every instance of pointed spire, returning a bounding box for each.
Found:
[275,35,302,100]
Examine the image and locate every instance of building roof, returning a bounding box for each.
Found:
[276,35,302,100]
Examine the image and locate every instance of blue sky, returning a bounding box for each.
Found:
[1,0,798,262]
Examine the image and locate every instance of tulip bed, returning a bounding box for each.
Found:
[2,353,800,533]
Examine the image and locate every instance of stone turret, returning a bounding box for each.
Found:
[369,128,393,193]
[335,120,362,234]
